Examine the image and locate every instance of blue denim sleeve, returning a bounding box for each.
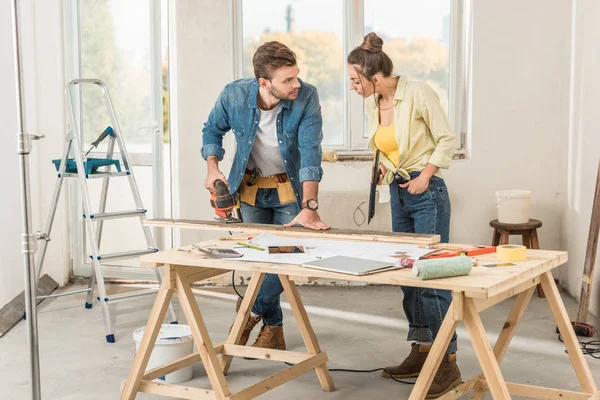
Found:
[201,89,230,161]
[298,88,324,183]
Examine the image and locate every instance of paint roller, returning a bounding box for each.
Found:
[412,256,473,280]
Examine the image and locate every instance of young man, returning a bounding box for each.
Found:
[202,41,329,351]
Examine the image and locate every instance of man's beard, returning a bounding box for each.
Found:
[269,83,297,101]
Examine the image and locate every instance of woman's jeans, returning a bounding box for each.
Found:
[390,171,457,354]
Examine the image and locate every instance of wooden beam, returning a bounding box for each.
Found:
[279,275,335,392]
[475,277,540,312]
[470,287,535,400]
[463,298,511,399]
[143,353,202,381]
[137,381,216,399]
[409,307,458,400]
[453,291,464,321]
[175,273,232,399]
[221,344,314,364]
[477,380,590,400]
[220,272,266,375]
[144,218,440,245]
[121,285,175,400]
[0,274,58,337]
[436,376,478,399]
[227,353,328,400]
[542,271,598,394]
[577,160,600,324]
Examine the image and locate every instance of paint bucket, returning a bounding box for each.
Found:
[495,190,532,223]
[133,324,194,383]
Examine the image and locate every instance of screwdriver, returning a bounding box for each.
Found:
[84,126,116,156]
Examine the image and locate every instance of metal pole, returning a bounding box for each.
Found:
[11,0,42,398]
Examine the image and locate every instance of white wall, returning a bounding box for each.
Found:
[171,0,233,247]
[562,0,600,317]
[0,0,70,310]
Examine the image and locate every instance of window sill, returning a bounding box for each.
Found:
[322,149,469,163]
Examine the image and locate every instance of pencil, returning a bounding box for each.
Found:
[236,242,264,251]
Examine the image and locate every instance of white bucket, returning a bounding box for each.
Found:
[495,190,532,223]
[133,324,194,384]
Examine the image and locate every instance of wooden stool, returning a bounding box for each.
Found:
[490,219,545,297]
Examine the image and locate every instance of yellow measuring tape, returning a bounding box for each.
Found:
[496,244,527,262]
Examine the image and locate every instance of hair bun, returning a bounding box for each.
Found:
[360,32,383,53]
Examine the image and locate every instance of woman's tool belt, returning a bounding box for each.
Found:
[239,169,296,206]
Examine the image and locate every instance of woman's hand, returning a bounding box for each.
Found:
[399,174,430,195]
[378,163,387,185]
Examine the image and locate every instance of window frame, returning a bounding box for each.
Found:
[230,0,471,157]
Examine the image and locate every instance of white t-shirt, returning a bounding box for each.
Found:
[246,104,286,176]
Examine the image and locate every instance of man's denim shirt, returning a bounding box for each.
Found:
[201,78,324,205]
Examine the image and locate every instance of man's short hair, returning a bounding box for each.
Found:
[253,41,297,80]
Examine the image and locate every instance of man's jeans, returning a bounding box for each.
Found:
[389,171,457,354]
[240,189,300,326]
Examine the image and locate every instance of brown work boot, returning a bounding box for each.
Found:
[252,325,286,350]
[382,342,431,379]
[237,315,261,346]
[230,297,261,346]
[426,353,462,399]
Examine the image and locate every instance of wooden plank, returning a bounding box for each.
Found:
[0,274,58,337]
[589,391,600,400]
[144,218,440,245]
[475,276,540,312]
[490,287,535,363]
[483,251,568,298]
[577,160,600,324]
[542,271,598,394]
[121,284,175,400]
[175,272,232,400]
[463,298,511,400]
[477,380,589,400]
[220,272,266,375]
[453,291,464,321]
[137,381,216,399]
[409,306,458,400]
[186,267,229,283]
[279,275,335,392]
[470,286,535,400]
[437,376,479,400]
[221,344,313,364]
[228,353,329,400]
[143,353,202,381]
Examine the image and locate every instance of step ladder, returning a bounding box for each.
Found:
[35,79,177,343]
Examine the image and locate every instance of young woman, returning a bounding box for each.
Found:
[347,32,460,398]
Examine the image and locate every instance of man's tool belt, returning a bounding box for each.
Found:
[239,169,296,206]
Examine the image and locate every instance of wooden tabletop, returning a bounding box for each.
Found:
[141,239,567,300]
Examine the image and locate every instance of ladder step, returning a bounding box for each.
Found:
[90,248,158,262]
[104,288,160,302]
[86,209,147,220]
[62,171,130,179]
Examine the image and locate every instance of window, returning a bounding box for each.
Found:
[233,0,470,154]
[237,0,345,147]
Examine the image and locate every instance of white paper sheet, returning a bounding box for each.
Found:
[232,233,435,265]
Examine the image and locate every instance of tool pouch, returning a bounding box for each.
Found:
[239,175,258,206]
[276,180,296,204]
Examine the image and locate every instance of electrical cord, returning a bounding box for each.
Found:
[353,201,366,226]
[231,271,414,385]
[558,334,600,359]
